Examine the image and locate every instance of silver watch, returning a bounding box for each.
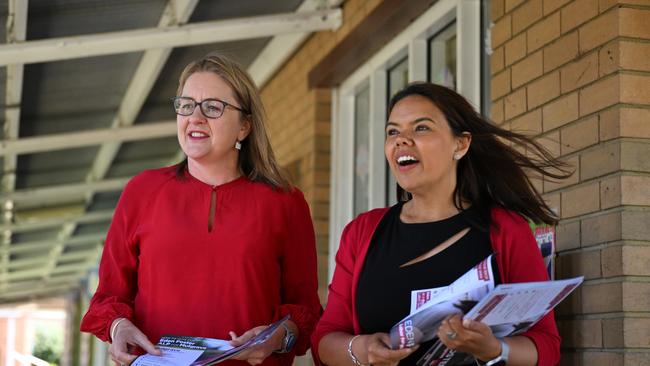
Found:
[485,339,509,366]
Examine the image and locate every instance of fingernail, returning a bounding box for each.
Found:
[462,318,471,327]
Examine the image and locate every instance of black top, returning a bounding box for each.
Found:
[356,203,500,365]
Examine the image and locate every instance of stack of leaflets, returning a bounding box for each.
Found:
[387,255,582,366]
[130,315,290,366]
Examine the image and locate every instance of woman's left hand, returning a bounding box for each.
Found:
[228,325,285,365]
[436,315,502,362]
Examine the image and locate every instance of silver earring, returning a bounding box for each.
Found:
[454,153,461,160]
[235,141,242,150]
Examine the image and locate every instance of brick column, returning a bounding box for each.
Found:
[490,0,650,364]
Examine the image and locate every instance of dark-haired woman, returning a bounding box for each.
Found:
[312,82,570,366]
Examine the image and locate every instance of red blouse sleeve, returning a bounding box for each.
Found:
[492,209,561,366]
[79,175,147,342]
[275,189,323,358]
[310,218,360,365]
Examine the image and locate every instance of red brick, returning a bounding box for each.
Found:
[581,140,620,180]
[579,74,619,117]
[620,40,650,72]
[623,282,650,312]
[504,87,527,120]
[505,33,527,66]
[561,51,599,93]
[492,0,505,21]
[556,249,602,280]
[491,45,505,75]
[560,116,599,154]
[536,131,561,157]
[555,220,580,252]
[527,11,560,52]
[581,211,621,245]
[544,0,571,16]
[621,140,650,173]
[544,31,579,72]
[543,155,579,192]
[599,40,619,77]
[542,92,579,131]
[512,50,543,88]
[560,0,599,33]
[619,108,650,139]
[492,14,512,48]
[491,69,511,100]
[511,108,542,134]
[561,181,600,218]
[558,318,603,347]
[512,0,543,34]
[600,175,621,209]
[582,282,621,313]
[579,8,618,53]
[527,71,560,109]
[620,73,650,105]
[622,210,650,241]
[620,7,650,39]
[622,318,650,348]
[505,0,526,13]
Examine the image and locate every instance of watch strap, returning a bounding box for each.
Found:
[485,339,509,366]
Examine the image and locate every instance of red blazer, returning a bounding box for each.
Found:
[312,206,560,366]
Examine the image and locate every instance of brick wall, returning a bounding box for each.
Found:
[491,0,650,363]
[261,0,383,302]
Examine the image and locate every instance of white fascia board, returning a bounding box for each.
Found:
[0,9,342,67]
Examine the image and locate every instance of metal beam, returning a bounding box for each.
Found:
[0,121,176,156]
[248,0,344,87]
[1,178,128,205]
[0,9,342,67]
[0,233,105,256]
[2,0,28,294]
[87,0,198,183]
[0,209,114,233]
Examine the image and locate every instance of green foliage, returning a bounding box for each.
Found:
[32,325,63,366]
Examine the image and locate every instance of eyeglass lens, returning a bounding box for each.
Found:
[174,97,225,118]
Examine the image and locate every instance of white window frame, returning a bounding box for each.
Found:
[328,0,481,279]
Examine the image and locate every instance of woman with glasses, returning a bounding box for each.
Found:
[312,82,570,366]
[81,53,321,366]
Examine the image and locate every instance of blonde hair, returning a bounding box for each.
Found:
[176,53,291,190]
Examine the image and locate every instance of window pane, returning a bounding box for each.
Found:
[353,84,370,216]
[429,22,457,90]
[386,58,409,206]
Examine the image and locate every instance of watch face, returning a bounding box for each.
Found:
[283,330,296,352]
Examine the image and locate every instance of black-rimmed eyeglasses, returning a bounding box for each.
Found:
[172,96,248,119]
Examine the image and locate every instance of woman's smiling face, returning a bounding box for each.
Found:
[385,95,467,197]
[176,71,250,165]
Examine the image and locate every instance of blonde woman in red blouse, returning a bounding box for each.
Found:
[81,54,321,366]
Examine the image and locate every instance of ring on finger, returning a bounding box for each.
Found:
[446,330,457,340]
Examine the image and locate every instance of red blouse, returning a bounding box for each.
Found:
[80,166,322,366]
[312,207,561,366]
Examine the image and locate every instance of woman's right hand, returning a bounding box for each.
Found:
[109,318,161,366]
[358,333,418,366]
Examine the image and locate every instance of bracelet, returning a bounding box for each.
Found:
[110,318,127,342]
[347,335,370,366]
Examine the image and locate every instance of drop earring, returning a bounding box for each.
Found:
[235,141,242,150]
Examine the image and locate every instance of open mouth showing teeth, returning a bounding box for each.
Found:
[189,132,208,138]
[397,155,419,166]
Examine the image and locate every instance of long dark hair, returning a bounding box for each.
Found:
[388,82,572,225]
